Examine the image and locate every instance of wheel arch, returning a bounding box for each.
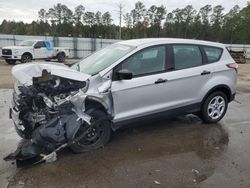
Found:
[22,52,33,59]
[56,51,66,57]
[202,85,232,105]
[85,97,110,115]
[84,97,115,130]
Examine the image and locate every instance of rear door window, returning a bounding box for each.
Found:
[172,45,202,70]
[203,47,223,63]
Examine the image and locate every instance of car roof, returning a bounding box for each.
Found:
[117,38,225,48]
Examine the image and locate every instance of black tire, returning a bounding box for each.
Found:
[57,52,65,62]
[5,59,16,65]
[201,91,228,123]
[70,109,111,153]
[21,54,32,63]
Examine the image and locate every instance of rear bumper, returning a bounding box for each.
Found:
[229,93,236,102]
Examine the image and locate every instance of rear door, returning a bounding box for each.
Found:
[161,44,213,109]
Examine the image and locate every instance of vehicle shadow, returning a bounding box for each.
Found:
[111,114,229,160]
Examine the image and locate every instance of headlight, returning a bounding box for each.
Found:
[13,79,22,94]
[13,49,19,55]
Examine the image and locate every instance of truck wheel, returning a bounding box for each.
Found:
[5,59,16,65]
[21,54,32,63]
[57,52,65,62]
[201,91,228,123]
[70,109,111,153]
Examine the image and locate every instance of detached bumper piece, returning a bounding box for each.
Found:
[4,141,61,168]
[5,73,92,168]
[4,111,92,168]
[4,143,44,168]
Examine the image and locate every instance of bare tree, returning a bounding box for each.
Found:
[115,2,125,39]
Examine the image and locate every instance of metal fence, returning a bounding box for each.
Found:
[0,34,121,59]
[0,34,250,60]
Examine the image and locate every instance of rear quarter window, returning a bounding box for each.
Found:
[203,46,223,63]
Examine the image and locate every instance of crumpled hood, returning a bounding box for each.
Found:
[12,62,91,86]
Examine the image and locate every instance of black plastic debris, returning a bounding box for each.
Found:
[4,72,94,168]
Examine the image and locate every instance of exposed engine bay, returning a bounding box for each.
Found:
[5,70,97,167]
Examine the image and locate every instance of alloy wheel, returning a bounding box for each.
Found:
[207,96,226,120]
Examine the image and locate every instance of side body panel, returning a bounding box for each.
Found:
[110,45,236,123]
[112,72,170,122]
[33,47,48,59]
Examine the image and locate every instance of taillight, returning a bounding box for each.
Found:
[227,63,238,73]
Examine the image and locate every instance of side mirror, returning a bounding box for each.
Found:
[116,69,133,80]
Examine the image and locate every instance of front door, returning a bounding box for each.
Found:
[33,41,48,59]
[111,45,168,122]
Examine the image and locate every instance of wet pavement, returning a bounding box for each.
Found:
[0,89,250,188]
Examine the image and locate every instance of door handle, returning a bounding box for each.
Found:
[201,70,211,75]
[155,78,167,84]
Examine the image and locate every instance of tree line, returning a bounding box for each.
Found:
[0,1,250,44]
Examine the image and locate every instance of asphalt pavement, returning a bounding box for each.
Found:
[0,89,250,188]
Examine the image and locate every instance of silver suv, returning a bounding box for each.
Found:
[8,38,237,162]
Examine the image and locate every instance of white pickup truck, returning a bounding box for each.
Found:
[1,40,69,64]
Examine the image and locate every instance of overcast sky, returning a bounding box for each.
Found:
[0,0,249,24]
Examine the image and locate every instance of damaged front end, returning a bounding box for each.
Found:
[5,64,108,168]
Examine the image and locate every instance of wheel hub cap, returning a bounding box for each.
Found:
[207,96,225,120]
[86,128,98,141]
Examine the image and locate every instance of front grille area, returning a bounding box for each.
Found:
[2,49,12,55]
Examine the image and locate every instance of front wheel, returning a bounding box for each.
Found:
[201,91,228,123]
[5,59,16,65]
[57,52,65,62]
[70,109,111,153]
[21,54,32,63]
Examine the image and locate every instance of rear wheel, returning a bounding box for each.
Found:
[201,91,228,123]
[5,59,16,65]
[70,109,111,153]
[21,54,32,63]
[57,52,65,62]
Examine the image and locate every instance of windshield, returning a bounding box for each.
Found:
[18,40,35,46]
[71,44,135,75]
